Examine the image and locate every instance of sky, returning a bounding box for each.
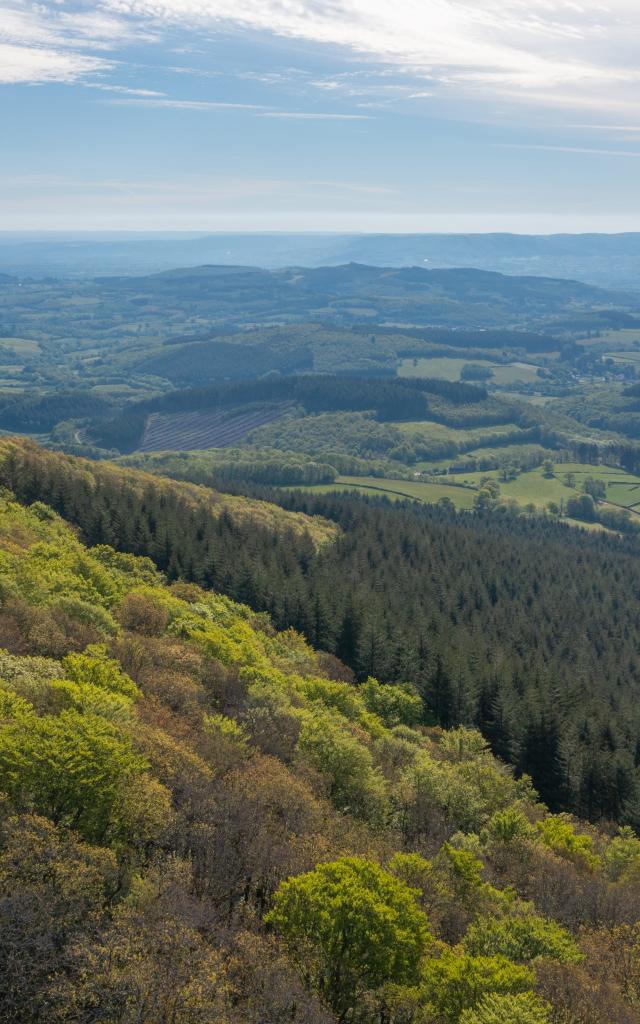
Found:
[3,0,640,232]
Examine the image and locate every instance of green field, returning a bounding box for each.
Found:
[452,463,640,514]
[291,476,478,508]
[454,466,575,509]
[397,357,542,384]
[396,420,523,443]
[0,337,40,354]
[291,462,640,522]
[578,328,640,348]
[605,350,640,367]
[558,463,640,511]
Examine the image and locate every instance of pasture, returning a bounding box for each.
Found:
[605,350,640,367]
[558,463,640,512]
[397,356,542,384]
[292,462,640,521]
[578,328,640,348]
[448,462,640,515]
[289,475,478,508]
[0,337,41,355]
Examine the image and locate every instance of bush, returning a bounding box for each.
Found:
[537,816,601,873]
[117,592,170,636]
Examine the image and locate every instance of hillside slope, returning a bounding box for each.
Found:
[3,438,640,827]
[1,488,640,1022]
[0,439,338,548]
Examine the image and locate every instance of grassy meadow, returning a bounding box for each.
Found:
[397,356,543,384]
[290,462,640,522]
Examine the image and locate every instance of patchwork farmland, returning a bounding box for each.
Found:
[138,402,296,452]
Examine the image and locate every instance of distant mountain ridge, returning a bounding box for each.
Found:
[2,231,640,288]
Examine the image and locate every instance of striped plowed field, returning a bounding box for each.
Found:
[138,403,295,452]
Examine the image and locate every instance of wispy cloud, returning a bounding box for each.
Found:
[0,42,110,84]
[102,0,640,114]
[103,97,267,110]
[0,1,127,83]
[87,83,166,96]
[498,143,640,158]
[259,111,372,120]
[3,0,640,122]
[566,124,640,133]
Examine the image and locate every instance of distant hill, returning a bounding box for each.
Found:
[101,262,629,330]
[3,231,640,288]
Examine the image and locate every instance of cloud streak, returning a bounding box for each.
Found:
[499,143,640,158]
[0,1,128,83]
[0,42,110,84]
[101,0,640,114]
[260,111,372,120]
[2,0,640,120]
[103,96,267,109]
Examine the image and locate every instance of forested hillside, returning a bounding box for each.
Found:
[3,439,640,826]
[87,375,492,454]
[0,261,636,407]
[2,468,640,1023]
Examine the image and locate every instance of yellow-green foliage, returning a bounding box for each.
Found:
[0,704,159,844]
[463,910,582,964]
[0,499,160,615]
[482,807,536,847]
[0,647,138,722]
[360,677,422,727]
[266,857,432,1020]
[297,676,386,737]
[63,648,139,700]
[536,815,602,873]
[297,707,389,822]
[603,826,640,883]
[0,487,638,1024]
[420,949,535,1023]
[0,494,547,841]
[402,733,536,834]
[459,992,552,1024]
[203,712,248,745]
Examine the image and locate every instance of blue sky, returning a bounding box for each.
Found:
[2,0,640,231]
